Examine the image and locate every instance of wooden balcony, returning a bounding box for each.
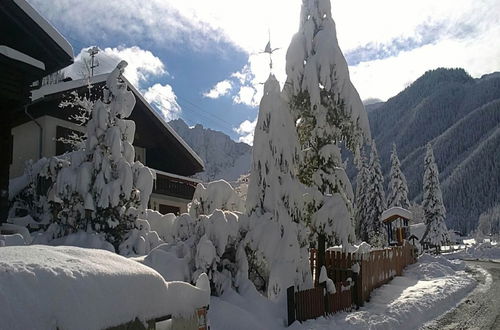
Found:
[153,172,198,200]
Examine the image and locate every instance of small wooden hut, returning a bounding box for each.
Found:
[381,207,412,246]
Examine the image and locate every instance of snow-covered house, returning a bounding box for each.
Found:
[0,0,73,225]
[10,74,204,214]
[381,207,412,246]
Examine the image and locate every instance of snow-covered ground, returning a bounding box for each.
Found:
[0,245,209,330]
[209,254,475,330]
[444,240,500,262]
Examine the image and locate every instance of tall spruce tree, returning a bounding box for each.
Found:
[246,74,302,222]
[421,143,449,250]
[283,0,370,279]
[245,73,311,298]
[364,141,387,246]
[387,144,410,209]
[354,150,369,240]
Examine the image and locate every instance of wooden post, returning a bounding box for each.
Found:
[318,280,327,316]
[316,234,326,285]
[287,286,295,326]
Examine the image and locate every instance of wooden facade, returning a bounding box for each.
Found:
[10,74,204,214]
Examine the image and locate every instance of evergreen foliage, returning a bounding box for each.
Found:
[245,73,311,298]
[11,62,154,252]
[354,151,369,240]
[367,68,500,234]
[283,0,370,249]
[421,143,449,248]
[363,141,386,246]
[387,144,410,209]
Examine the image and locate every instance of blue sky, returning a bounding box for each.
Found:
[28,0,500,144]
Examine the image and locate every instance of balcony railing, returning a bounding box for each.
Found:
[153,172,197,200]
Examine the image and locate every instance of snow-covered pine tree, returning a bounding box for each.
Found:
[354,150,369,240]
[363,141,386,247]
[283,0,370,278]
[421,143,449,251]
[387,144,410,209]
[47,61,155,251]
[246,73,302,223]
[245,73,311,298]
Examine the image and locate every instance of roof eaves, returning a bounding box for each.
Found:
[13,0,73,59]
[122,77,205,170]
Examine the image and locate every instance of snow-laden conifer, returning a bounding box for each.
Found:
[364,141,386,246]
[245,73,311,299]
[246,74,303,223]
[354,151,369,240]
[283,0,370,277]
[387,144,410,209]
[20,62,156,252]
[421,143,449,249]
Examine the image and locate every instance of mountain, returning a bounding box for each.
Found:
[169,119,251,182]
[367,68,500,234]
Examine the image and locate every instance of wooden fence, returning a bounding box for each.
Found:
[355,243,414,303]
[288,242,416,325]
[288,280,354,324]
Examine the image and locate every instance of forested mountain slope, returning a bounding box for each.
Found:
[367,68,500,233]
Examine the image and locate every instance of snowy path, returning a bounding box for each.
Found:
[421,260,500,330]
[209,255,477,330]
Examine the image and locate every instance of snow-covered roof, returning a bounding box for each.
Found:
[381,206,412,223]
[13,0,73,58]
[154,168,202,184]
[30,73,109,101]
[125,79,205,168]
[30,74,204,170]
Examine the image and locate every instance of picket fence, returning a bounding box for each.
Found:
[287,242,416,325]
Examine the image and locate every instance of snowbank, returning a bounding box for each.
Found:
[444,241,500,262]
[209,254,475,330]
[0,245,209,330]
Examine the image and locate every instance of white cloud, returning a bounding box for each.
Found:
[234,118,257,145]
[31,0,500,101]
[203,80,232,99]
[144,83,182,121]
[233,86,259,107]
[64,46,166,88]
[349,23,500,101]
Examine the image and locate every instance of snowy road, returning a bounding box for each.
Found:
[421,260,500,330]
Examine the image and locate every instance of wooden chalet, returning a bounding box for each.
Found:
[11,73,205,215]
[381,207,412,246]
[0,0,73,224]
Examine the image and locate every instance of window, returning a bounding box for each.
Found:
[159,204,180,215]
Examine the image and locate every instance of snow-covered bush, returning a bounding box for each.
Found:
[476,204,500,240]
[9,61,158,253]
[143,209,249,296]
[188,180,244,218]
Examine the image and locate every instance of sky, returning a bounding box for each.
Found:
[28,0,500,145]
